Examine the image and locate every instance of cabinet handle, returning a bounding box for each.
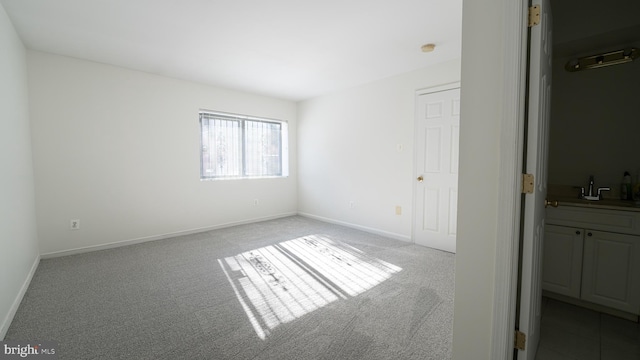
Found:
[575,230,581,235]
[587,232,593,237]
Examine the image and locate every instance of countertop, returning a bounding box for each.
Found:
[549,196,640,212]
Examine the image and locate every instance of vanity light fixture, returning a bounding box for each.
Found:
[421,43,436,53]
[565,47,638,72]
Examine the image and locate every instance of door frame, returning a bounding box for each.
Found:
[412,82,461,246]
[490,1,531,359]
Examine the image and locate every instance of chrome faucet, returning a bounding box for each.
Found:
[587,175,595,197]
[597,187,611,199]
[579,175,609,200]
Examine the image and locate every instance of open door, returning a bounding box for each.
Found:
[517,0,552,359]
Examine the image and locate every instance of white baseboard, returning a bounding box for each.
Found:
[40,212,298,259]
[297,212,411,242]
[1,254,40,340]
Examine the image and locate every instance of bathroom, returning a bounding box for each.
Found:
[547,1,640,198]
[537,1,640,359]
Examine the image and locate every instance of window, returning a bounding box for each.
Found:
[199,111,288,180]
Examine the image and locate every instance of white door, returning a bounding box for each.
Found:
[518,0,552,359]
[414,86,460,253]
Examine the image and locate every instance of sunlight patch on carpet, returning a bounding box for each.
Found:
[218,235,402,339]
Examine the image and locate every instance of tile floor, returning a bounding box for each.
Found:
[535,297,640,360]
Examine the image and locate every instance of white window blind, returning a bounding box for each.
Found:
[200,111,288,179]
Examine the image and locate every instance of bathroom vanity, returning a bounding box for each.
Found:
[543,198,640,319]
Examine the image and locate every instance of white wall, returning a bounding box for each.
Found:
[548,0,640,193]
[27,51,298,256]
[548,55,640,191]
[551,0,640,46]
[452,0,506,358]
[0,4,39,339]
[297,60,461,239]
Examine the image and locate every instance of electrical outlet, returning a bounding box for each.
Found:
[395,206,402,215]
[70,219,80,230]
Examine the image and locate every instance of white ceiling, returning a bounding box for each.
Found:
[0,0,462,101]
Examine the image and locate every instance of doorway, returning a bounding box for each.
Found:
[534,0,640,358]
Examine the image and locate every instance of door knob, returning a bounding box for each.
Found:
[417,176,424,182]
[544,199,559,208]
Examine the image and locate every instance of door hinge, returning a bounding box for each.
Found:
[528,5,541,27]
[522,173,534,194]
[514,330,526,350]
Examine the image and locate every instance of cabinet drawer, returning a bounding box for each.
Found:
[547,207,640,235]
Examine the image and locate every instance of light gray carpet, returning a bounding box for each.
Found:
[6,216,455,359]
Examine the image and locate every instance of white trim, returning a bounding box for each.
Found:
[491,1,528,359]
[40,213,297,259]
[1,254,40,340]
[416,81,461,96]
[198,109,287,124]
[297,212,412,243]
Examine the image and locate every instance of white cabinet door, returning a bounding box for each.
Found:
[581,230,640,314]
[542,225,583,298]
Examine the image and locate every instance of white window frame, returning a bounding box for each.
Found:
[199,110,289,180]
